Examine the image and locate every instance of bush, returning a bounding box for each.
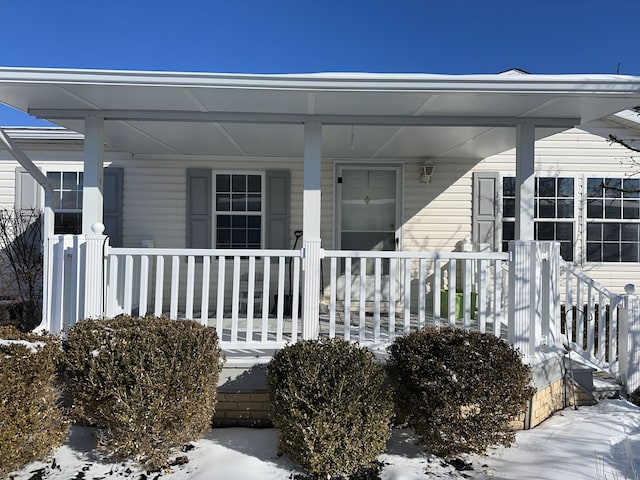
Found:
[267,338,394,477]
[0,326,68,478]
[64,315,224,469]
[387,327,534,457]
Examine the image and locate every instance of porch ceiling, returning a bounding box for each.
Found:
[0,67,639,159]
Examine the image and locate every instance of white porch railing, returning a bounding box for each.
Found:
[322,250,510,344]
[41,230,640,393]
[105,247,302,347]
[560,259,623,375]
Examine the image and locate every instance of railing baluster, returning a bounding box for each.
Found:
[291,256,301,342]
[216,256,225,337]
[200,256,210,326]
[374,257,381,344]
[597,291,605,359]
[448,260,457,327]
[493,260,502,337]
[403,258,411,334]
[478,259,487,333]
[246,256,256,342]
[359,258,366,342]
[587,282,595,356]
[276,257,285,342]
[463,258,472,330]
[261,257,270,343]
[432,258,440,327]
[388,257,396,341]
[185,255,195,320]
[576,278,584,349]
[231,256,241,343]
[154,256,164,317]
[170,255,180,319]
[139,255,149,317]
[123,254,134,315]
[345,258,352,340]
[107,254,119,317]
[565,266,574,343]
[329,257,337,339]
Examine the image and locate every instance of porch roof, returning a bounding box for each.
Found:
[0,67,639,159]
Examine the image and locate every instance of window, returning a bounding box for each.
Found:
[502,176,575,261]
[47,171,83,234]
[214,173,263,249]
[586,177,640,262]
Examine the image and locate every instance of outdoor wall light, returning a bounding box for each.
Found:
[420,164,435,183]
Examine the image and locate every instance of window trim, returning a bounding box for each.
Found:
[212,170,265,249]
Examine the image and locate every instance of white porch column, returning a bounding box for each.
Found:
[515,123,535,241]
[82,114,105,234]
[302,120,322,340]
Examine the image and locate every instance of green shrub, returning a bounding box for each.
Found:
[267,338,393,477]
[0,326,68,478]
[387,327,535,457]
[64,315,224,469]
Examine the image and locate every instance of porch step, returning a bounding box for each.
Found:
[564,356,622,403]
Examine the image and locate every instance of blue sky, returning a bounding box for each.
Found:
[1,0,638,125]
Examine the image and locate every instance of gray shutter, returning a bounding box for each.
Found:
[186,168,211,248]
[266,170,290,249]
[15,168,42,210]
[103,167,123,247]
[472,172,499,250]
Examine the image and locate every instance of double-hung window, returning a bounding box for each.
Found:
[586,177,640,262]
[47,171,83,234]
[502,176,575,261]
[214,173,263,249]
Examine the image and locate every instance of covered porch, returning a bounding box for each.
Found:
[2,68,640,394]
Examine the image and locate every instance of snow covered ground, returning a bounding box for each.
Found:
[8,399,640,480]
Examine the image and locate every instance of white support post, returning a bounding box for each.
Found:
[620,294,640,393]
[508,240,536,356]
[84,223,107,320]
[515,123,535,241]
[302,120,322,340]
[544,241,561,348]
[83,114,105,234]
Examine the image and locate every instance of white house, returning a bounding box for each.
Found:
[1,67,640,426]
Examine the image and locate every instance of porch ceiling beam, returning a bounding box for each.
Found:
[29,108,581,128]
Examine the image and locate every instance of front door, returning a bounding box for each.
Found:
[337,166,401,273]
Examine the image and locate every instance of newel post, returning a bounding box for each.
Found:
[620,290,640,394]
[302,239,321,340]
[508,241,536,356]
[84,222,107,320]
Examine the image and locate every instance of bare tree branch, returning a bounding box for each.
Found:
[609,134,640,154]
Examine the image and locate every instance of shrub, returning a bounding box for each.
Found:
[267,338,394,477]
[64,315,224,469]
[387,327,535,457]
[0,326,68,478]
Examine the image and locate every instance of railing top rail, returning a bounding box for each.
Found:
[106,247,303,258]
[560,259,621,300]
[322,249,510,261]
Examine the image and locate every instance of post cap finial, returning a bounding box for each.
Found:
[625,283,636,295]
[91,222,105,235]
